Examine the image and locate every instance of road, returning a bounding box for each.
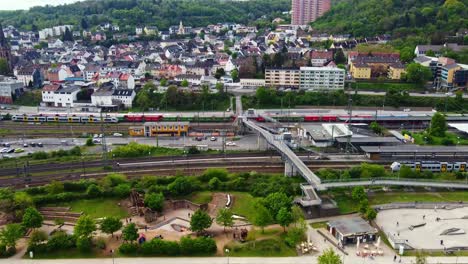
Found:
[348,90,468,99]
[3,256,468,264]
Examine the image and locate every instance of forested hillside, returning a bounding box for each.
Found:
[312,0,467,39]
[0,0,290,31]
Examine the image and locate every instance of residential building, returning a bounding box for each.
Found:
[414,43,468,57]
[112,89,135,108]
[299,66,345,90]
[240,78,266,88]
[265,68,300,88]
[91,88,114,107]
[387,63,406,80]
[41,84,79,107]
[0,76,23,104]
[310,50,333,66]
[144,26,158,36]
[291,0,331,25]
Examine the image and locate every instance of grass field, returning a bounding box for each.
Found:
[310,221,327,229]
[410,132,468,145]
[351,82,422,91]
[180,191,213,204]
[28,248,103,259]
[331,191,468,214]
[52,198,129,219]
[230,192,260,221]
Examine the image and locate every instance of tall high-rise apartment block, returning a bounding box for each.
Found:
[291,0,331,25]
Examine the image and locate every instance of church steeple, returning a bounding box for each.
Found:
[0,23,6,47]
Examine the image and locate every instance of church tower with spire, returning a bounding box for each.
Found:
[0,23,12,74]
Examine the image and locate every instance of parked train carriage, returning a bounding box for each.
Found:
[391,161,467,172]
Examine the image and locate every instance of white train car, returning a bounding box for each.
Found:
[391,161,467,173]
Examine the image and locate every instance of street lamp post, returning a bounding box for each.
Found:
[225,248,230,264]
[110,249,115,264]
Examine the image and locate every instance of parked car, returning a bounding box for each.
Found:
[37,143,43,147]
[14,148,24,153]
[195,137,203,141]
[23,143,28,147]
[210,137,217,141]
[113,133,123,137]
[226,141,236,146]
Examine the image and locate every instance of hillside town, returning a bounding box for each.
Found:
[1,19,466,110]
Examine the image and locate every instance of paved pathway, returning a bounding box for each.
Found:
[3,256,468,264]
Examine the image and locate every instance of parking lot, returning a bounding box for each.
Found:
[0,134,261,159]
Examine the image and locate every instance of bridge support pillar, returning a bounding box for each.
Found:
[284,161,296,177]
[257,134,268,150]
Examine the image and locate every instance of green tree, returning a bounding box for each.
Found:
[263,192,292,219]
[136,90,152,111]
[28,230,47,247]
[291,205,304,225]
[122,223,139,242]
[22,207,43,229]
[215,68,225,79]
[86,184,102,198]
[190,209,213,234]
[370,121,384,135]
[365,207,377,221]
[160,78,168,86]
[46,180,64,194]
[168,177,197,196]
[230,69,239,81]
[405,63,433,85]
[351,186,367,202]
[429,112,447,137]
[0,58,9,75]
[318,248,343,264]
[208,177,221,190]
[85,137,95,146]
[215,208,233,232]
[144,192,165,212]
[399,47,416,63]
[100,217,123,237]
[81,18,89,29]
[0,224,23,250]
[334,49,346,64]
[276,207,293,232]
[181,79,189,87]
[62,27,74,42]
[253,203,272,233]
[74,215,96,238]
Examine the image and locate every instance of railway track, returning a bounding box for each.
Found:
[0,157,386,189]
[0,152,380,178]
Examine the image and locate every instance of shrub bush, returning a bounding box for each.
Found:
[46,231,76,252]
[284,227,305,247]
[118,242,139,255]
[76,237,92,252]
[0,244,16,258]
[113,184,131,198]
[180,236,217,255]
[86,184,102,198]
[95,237,106,250]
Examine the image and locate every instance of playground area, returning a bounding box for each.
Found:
[376,206,468,251]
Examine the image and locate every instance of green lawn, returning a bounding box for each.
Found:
[410,131,468,145]
[310,221,327,229]
[331,191,468,214]
[180,191,213,204]
[226,238,296,257]
[351,82,422,91]
[52,198,129,219]
[27,248,103,259]
[231,192,260,221]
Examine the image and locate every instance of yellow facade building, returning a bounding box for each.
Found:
[350,62,371,79]
[387,64,406,80]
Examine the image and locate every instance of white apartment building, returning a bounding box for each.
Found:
[41,84,80,107]
[240,78,265,88]
[0,76,23,104]
[299,67,345,90]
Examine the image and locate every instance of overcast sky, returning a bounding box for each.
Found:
[1,0,84,10]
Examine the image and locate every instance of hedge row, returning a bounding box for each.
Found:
[119,236,216,256]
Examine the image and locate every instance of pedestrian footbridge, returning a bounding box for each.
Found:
[241,116,468,206]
